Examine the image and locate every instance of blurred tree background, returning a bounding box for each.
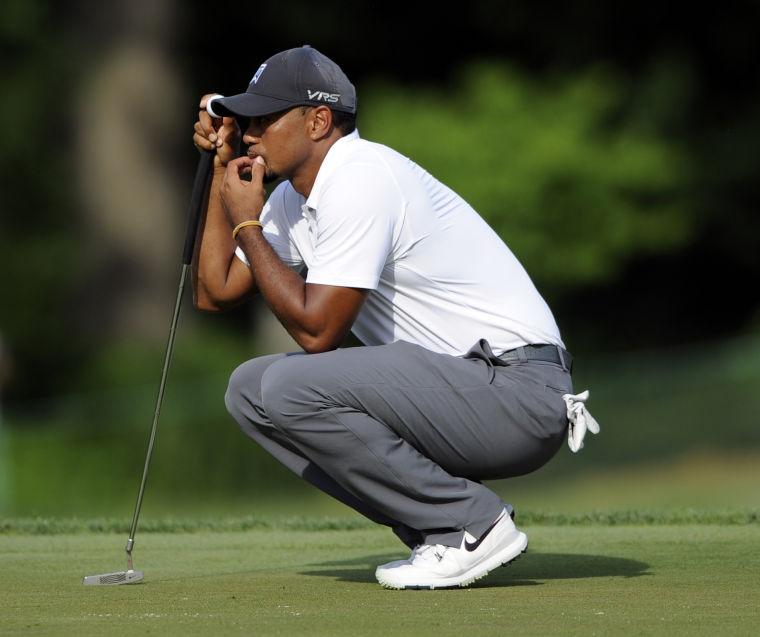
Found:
[1,0,758,518]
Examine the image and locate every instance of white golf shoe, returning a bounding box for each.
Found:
[375,509,528,589]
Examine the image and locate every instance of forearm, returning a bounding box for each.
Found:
[220,155,365,349]
[192,167,247,307]
[235,225,325,350]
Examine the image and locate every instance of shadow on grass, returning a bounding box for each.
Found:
[300,551,651,587]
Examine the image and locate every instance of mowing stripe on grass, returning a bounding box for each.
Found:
[1,509,758,535]
[2,525,759,636]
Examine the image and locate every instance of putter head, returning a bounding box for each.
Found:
[83,569,144,586]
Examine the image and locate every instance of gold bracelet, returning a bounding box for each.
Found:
[232,220,263,240]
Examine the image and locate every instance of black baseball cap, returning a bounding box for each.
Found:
[208,45,357,118]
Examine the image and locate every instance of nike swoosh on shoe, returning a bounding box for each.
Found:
[463,510,506,552]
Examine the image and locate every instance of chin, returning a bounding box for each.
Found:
[263,170,281,185]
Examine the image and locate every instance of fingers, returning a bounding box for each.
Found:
[250,155,267,182]
[224,156,254,185]
[194,94,242,164]
[214,123,238,149]
[193,121,215,152]
[227,156,253,170]
[221,156,267,224]
[198,94,237,128]
[197,94,226,137]
[198,109,218,138]
[226,156,265,185]
[199,93,217,110]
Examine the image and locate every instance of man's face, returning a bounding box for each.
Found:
[241,106,312,184]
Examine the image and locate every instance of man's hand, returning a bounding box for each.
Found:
[191,94,258,312]
[193,93,241,168]
[221,156,267,228]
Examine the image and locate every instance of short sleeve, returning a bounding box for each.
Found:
[305,163,401,289]
[235,182,304,271]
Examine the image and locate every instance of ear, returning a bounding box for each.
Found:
[308,106,333,140]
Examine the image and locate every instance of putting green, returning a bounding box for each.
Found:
[1,523,758,636]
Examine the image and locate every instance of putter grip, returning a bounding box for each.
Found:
[182,150,215,265]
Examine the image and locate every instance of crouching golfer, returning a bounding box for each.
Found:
[192,45,598,589]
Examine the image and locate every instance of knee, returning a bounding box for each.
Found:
[224,361,252,421]
[224,354,282,421]
[260,355,327,428]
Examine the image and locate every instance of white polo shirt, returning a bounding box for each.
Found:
[235,129,564,356]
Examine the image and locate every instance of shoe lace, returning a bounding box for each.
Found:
[411,543,448,564]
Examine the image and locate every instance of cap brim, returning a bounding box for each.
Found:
[210,93,297,118]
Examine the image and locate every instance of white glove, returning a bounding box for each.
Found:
[562,390,600,452]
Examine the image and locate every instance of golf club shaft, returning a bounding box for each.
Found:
[126,151,214,567]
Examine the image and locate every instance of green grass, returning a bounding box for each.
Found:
[2,333,758,634]
[1,523,759,636]
[1,510,759,535]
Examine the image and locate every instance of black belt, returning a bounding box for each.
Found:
[498,344,573,373]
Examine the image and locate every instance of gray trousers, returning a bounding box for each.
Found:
[224,338,572,548]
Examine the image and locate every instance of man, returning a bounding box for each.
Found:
[192,45,598,589]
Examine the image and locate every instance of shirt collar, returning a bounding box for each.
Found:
[302,128,361,214]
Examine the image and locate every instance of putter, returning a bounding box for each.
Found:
[84,150,214,586]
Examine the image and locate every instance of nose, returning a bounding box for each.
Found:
[243,130,260,146]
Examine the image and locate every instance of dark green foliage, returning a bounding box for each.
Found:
[361,60,693,293]
[0,0,83,400]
